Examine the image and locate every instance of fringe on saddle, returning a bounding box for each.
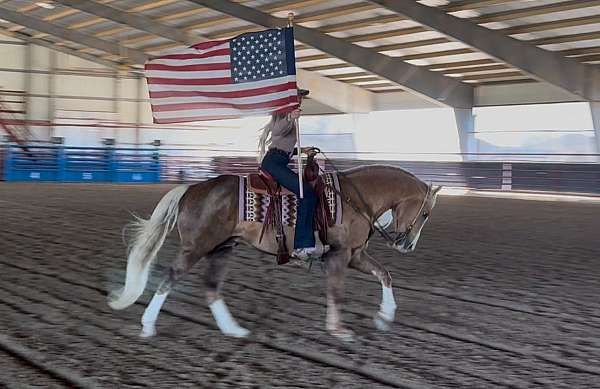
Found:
[259,155,334,265]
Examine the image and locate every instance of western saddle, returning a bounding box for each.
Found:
[247,152,332,265]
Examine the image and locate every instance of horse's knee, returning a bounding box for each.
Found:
[204,272,220,291]
[168,266,188,282]
[382,271,392,288]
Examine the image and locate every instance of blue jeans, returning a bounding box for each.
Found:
[260,148,316,249]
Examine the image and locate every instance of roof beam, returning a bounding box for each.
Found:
[146,0,329,48]
[0,29,121,70]
[0,7,148,64]
[296,69,375,113]
[186,0,474,108]
[50,0,367,112]
[52,0,202,44]
[368,0,600,101]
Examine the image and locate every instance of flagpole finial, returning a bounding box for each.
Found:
[287,12,294,27]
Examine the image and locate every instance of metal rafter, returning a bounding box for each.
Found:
[301,12,600,82]
[125,0,515,52]
[47,0,372,112]
[52,0,202,44]
[368,0,600,100]
[185,0,474,108]
[118,0,329,49]
[0,7,148,64]
[0,28,122,70]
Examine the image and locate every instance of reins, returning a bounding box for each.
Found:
[314,149,429,247]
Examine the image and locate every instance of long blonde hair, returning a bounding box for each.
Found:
[258,112,287,162]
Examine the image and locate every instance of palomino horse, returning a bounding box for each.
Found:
[108,165,441,341]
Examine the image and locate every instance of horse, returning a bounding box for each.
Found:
[108,165,441,341]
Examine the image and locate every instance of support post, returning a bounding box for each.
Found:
[23,42,31,138]
[48,49,56,139]
[454,108,477,161]
[589,102,600,158]
[135,76,142,148]
[112,69,121,142]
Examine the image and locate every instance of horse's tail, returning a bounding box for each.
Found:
[108,185,189,310]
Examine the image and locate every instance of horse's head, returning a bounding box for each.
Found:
[389,185,442,253]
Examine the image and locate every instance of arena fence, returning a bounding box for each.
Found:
[2,144,599,196]
[161,152,600,197]
[2,144,160,183]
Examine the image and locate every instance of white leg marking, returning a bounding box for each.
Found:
[209,299,249,338]
[326,297,354,342]
[374,282,397,331]
[140,291,168,338]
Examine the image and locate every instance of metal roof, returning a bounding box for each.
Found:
[1,0,600,105]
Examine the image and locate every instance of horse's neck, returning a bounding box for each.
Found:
[344,167,424,218]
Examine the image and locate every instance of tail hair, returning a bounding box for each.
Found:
[108,185,189,310]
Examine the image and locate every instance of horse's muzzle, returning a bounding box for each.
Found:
[389,237,415,253]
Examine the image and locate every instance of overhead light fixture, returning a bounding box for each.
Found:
[36,2,55,9]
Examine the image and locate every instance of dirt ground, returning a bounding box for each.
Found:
[1,182,600,389]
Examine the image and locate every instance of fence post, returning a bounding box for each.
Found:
[57,145,66,182]
[501,163,512,191]
[103,138,116,182]
[51,137,65,182]
[153,139,161,183]
[4,143,12,181]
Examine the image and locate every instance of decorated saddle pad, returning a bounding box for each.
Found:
[238,173,343,227]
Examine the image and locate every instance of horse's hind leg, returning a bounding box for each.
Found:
[326,247,354,341]
[205,243,249,338]
[349,250,397,331]
[140,248,202,337]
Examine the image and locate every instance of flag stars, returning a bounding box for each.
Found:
[231,29,289,83]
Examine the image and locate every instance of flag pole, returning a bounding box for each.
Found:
[289,12,304,199]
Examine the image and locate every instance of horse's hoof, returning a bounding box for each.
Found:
[374,313,392,331]
[224,326,250,338]
[329,327,355,342]
[139,325,156,338]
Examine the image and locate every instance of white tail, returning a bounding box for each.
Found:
[108,185,189,310]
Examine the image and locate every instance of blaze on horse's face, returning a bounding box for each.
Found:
[392,185,442,253]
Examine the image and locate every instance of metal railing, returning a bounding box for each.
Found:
[2,144,160,183]
[2,144,600,196]
[159,149,600,196]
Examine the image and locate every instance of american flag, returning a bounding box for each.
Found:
[145,27,299,124]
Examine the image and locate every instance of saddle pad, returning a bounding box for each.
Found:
[238,173,343,227]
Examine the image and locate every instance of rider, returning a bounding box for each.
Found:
[258,88,322,261]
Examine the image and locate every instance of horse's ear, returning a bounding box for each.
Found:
[433,185,443,195]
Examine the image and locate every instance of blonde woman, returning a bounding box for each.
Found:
[258,89,320,260]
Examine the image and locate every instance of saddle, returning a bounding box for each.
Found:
[248,154,333,265]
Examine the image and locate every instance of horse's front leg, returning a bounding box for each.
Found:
[349,250,397,331]
[326,248,353,341]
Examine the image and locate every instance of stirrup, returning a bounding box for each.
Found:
[291,245,330,260]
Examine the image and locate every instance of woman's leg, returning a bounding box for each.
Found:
[261,152,317,248]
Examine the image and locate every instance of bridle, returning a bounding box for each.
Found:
[315,148,431,248]
[374,184,431,248]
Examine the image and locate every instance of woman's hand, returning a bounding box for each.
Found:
[301,147,319,156]
[289,109,301,119]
